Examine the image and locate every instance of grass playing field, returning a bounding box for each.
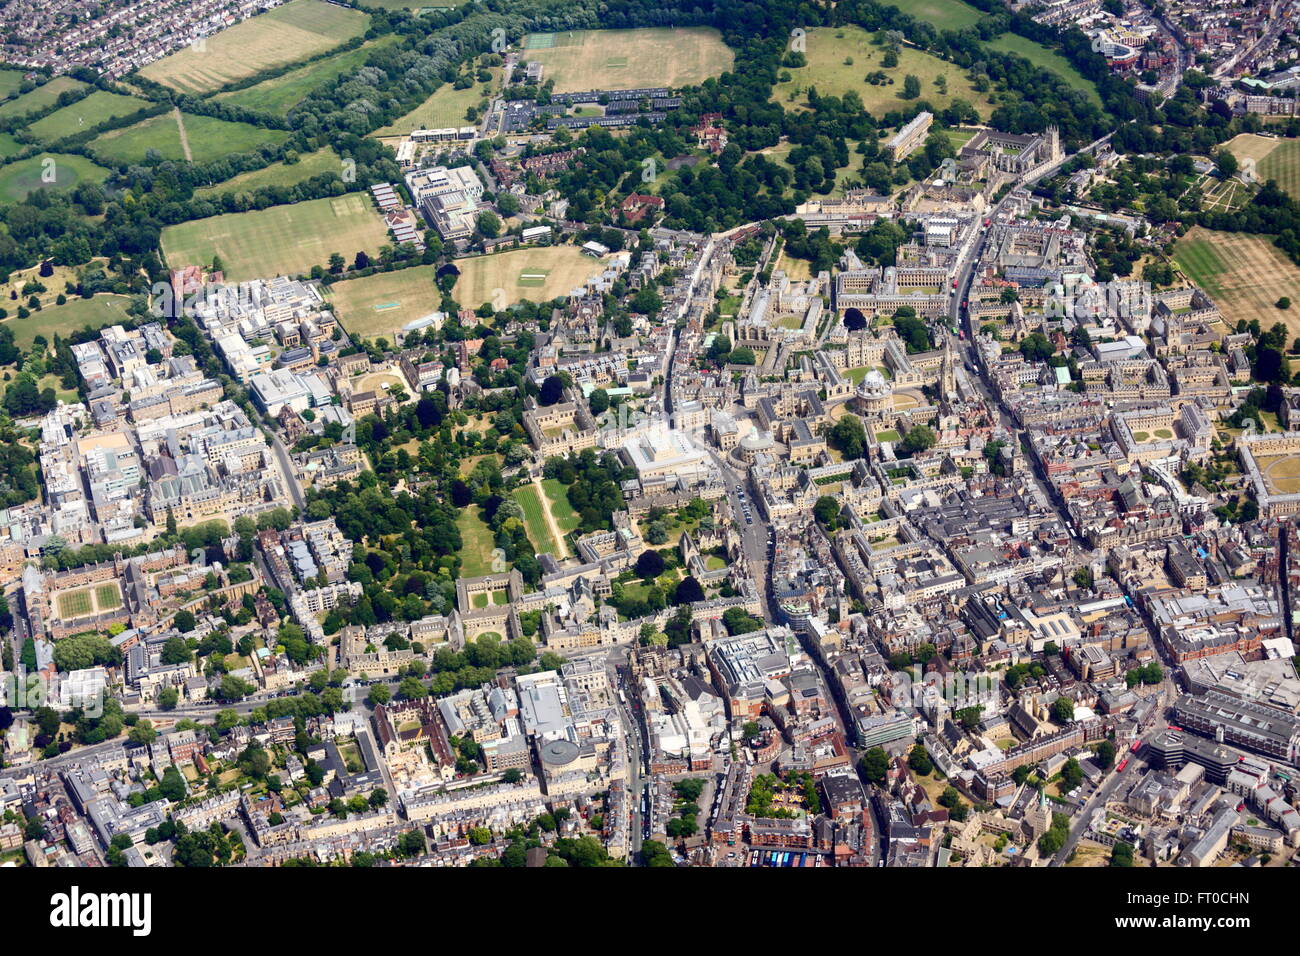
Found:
[28,91,153,143]
[1225,133,1300,197]
[0,153,111,205]
[327,265,442,341]
[773,26,993,118]
[521,28,734,94]
[95,583,123,610]
[513,483,563,557]
[1256,454,1300,495]
[0,77,88,120]
[216,34,404,115]
[371,69,500,137]
[452,246,606,310]
[2,295,136,351]
[56,588,94,619]
[1174,227,1300,339]
[194,147,342,199]
[138,0,370,94]
[89,111,289,166]
[541,478,581,533]
[985,33,1103,109]
[161,193,390,281]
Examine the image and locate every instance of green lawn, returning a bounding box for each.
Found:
[0,153,111,204]
[0,133,26,160]
[371,70,500,137]
[0,77,89,120]
[886,0,985,29]
[160,193,389,281]
[542,478,581,533]
[2,295,135,351]
[216,34,403,115]
[455,505,500,578]
[986,33,1103,109]
[28,91,153,143]
[514,483,563,557]
[89,111,289,166]
[194,147,341,198]
[0,69,26,100]
[1171,235,1227,299]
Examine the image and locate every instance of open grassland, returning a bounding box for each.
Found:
[1225,133,1300,196]
[89,111,288,165]
[774,26,992,118]
[888,0,986,29]
[513,483,563,557]
[139,0,370,94]
[521,28,733,94]
[985,33,1102,108]
[1174,227,1300,339]
[0,134,23,160]
[28,91,153,142]
[0,153,110,204]
[161,193,389,281]
[327,265,443,341]
[0,77,88,120]
[194,147,341,198]
[452,246,605,309]
[0,69,26,99]
[2,295,135,351]
[372,69,499,136]
[216,34,403,115]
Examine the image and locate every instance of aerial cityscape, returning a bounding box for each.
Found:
[0,0,1296,892]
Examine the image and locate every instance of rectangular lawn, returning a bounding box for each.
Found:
[327,265,443,341]
[161,194,390,281]
[28,91,153,143]
[90,111,289,165]
[521,28,733,93]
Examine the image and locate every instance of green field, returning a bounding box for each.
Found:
[1258,138,1300,198]
[0,77,89,120]
[773,26,992,118]
[56,588,94,619]
[541,478,581,533]
[1174,227,1300,337]
[217,34,403,115]
[986,33,1103,108]
[2,295,135,351]
[28,91,153,143]
[327,265,442,340]
[521,28,734,94]
[89,111,289,165]
[0,69,26,99]
[882,0,985,29]
[0,153,111,204]
[161,193,390,281]
[139,0,371,94]
[514,483,562,557]
[95,583,123,610]
[194,147,341,198]
[0,133,25,160]
[455,505,500,577]
[372,70,499,137]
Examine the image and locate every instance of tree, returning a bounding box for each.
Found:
[634,549,665,579]
[860,746,889,786]
[907,743,933,776]
[1053,697,1075,723]
[813,495,840,530]
[174,609,196,633]
[476,211,501,239]
[640,839,674,867]
[368,684,391,707]
[900,424,936,456]
[902,75,921,99]
[674,576,705,605]
[161,636,191,665]
[538,374,566,406]
[128,720,157,746]
[1110,840,1135,867]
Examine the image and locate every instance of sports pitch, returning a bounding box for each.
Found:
[1225,133,1300,197]
[451,246,607,310]
[28,91,152,143]
[90,111,288,165]
[520,28,734,93]
[0,153,110,204]
[138,0,370,94]
[162,194,390,282]
[327,265,442,341]
[1173,227,1300,339]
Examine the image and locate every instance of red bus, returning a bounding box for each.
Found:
[1130,739,1141,754]
[1116,758,1128,773]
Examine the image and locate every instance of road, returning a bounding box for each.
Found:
[268,429,306,511]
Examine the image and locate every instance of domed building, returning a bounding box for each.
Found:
[738,428,776,464]
[852,368,892,416]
